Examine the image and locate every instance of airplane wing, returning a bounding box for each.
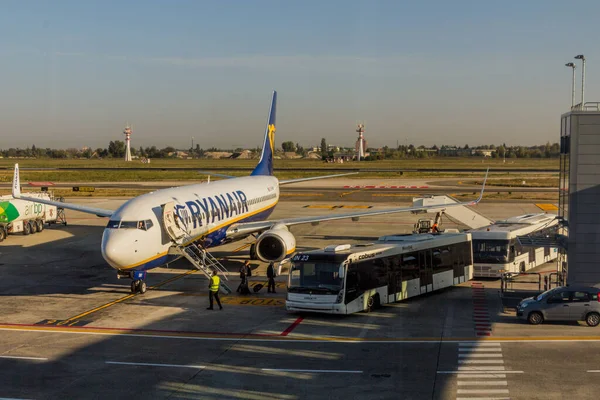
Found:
[11,164,114,218]
[197,171,237,179]
[279,172,358,185]
[227,169,488,237]
[196,171,358,183]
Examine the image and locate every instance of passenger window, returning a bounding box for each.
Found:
[592,293,599,301]
[548,291,570,303]
[572,292,590,302]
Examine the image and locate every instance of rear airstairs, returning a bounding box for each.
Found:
[162,201,232,295]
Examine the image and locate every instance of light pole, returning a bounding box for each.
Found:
[575,54,586,107]
[565,62,576,108]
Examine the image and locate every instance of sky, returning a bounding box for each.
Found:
[0,0,599,150]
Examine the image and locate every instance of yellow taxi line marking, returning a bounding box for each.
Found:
[303,205,336,209]
[339,190,359,197]
[3,324,600,343]
[233,242,253,253]
[535,203,558,211]
[58,270,199,325]
[280,193,324,197]
[373,194,415,197]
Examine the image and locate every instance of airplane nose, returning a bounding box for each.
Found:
[101,229,141,269]
[101,229,123,269]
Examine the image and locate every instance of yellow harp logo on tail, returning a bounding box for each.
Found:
[268,124,276,151]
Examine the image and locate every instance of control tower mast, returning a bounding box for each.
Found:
[355,123,366,161]
[123,124,132,162]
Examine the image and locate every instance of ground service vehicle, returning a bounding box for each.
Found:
[517,286,600,327]
[469,213,558,278]
[286,232,473,314]
[0,192,64,242]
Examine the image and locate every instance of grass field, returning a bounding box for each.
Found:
[0,157,559,183]
[0,157,559,170]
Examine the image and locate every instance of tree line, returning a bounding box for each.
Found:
[0,140,561,160]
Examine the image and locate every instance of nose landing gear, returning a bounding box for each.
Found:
[130,280,148,294]
[118,270,148,294]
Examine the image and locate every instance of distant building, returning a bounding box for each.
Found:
[439,146,472,157]
[472,149,496,157]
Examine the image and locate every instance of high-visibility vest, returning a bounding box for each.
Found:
[210,275,220,292]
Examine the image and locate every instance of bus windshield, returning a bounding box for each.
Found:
[472,239,509,264]
[288,261,343,294]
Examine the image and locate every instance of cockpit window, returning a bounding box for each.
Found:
[106,220,154,230]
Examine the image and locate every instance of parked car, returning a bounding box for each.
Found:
[517,286,600,327]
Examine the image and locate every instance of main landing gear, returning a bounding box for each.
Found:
[118,270,148,294]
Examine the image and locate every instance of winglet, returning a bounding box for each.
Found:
[12,163,21,198]
[471,167,489,205]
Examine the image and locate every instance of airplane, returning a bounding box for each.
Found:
[12,90,488,294]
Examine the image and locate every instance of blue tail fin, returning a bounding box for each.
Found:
[251,91,277,176]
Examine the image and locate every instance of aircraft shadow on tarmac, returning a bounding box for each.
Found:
[0,225,188,297]
[0,269,529,399]
[0,291,484,399]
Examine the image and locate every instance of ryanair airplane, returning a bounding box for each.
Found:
[12,91,486,293]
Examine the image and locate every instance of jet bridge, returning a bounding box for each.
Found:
[412,195,493,230]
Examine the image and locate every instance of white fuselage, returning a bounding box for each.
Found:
[101,176,279,271]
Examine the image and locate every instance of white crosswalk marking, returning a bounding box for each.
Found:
[459,353,503,358]
[452,342,512,400]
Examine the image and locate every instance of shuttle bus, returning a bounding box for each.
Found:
[286,232,473,314]
[469,213,558,278]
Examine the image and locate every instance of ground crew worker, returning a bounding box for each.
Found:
[237,261,250,293]
[207,270,223,310]
[431,223,439,233]
[267,262,276,293]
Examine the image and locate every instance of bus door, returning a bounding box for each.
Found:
[419,250,433,294]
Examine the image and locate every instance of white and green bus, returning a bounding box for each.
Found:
[286,232,473,314]
[469,213,558,278]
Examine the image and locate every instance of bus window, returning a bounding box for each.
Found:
[472,239,510,264]
[288,261,343,294]
[401,252,420,281]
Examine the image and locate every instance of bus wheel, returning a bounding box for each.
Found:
[366,296,375,312]
[374,294,381,309]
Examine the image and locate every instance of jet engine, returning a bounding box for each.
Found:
[255,225,296,262]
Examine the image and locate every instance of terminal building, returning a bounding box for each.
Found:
[559,102,600,287]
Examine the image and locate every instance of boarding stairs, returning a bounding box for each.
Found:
[161,201,232,294]
[171,240,232,295]
[412,195,494,229]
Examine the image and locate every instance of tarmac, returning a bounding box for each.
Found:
[0,191,596,400]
